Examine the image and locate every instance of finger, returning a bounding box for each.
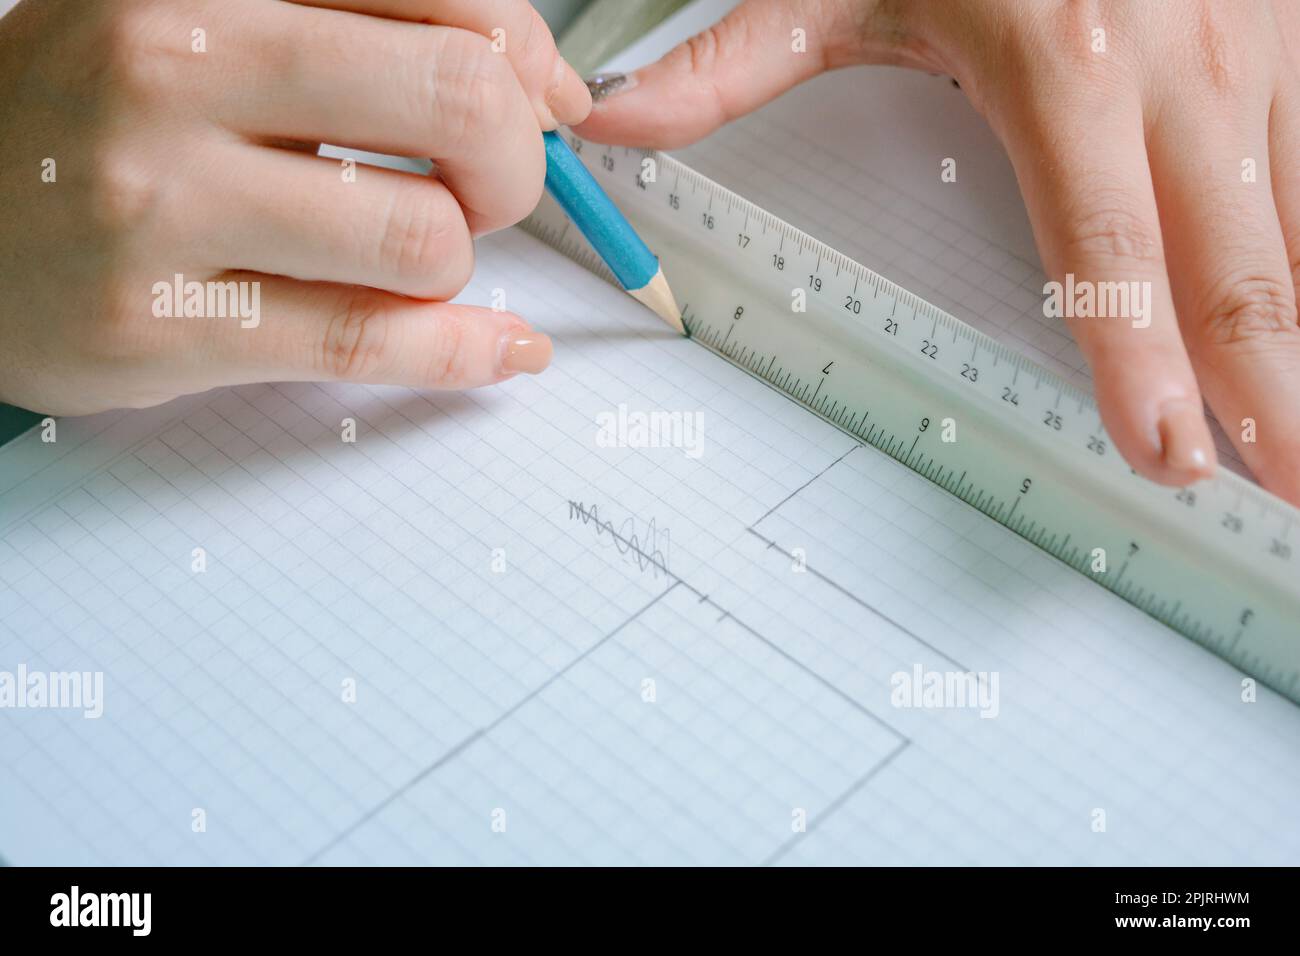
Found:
[573,0,869,149]
[198,273,553,389]
[996,87,1215,487]
[1272,80,1300,296]
[286,0,591,127]
[197,143,474,301]
[218,3,543,235]
[1146,84,1300,505]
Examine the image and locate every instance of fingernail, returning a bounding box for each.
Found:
[499,332,553,376]
[585,71,637,104]
[547,57,593,127]
[1156,397,1216,479]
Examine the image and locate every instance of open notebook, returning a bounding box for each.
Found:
[2,0,1297,865]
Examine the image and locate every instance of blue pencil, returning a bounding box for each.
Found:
[542,131,684,334]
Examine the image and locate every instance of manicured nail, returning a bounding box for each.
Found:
[547,58,593,127]
[1156,397,1215,479]
[585,72,636,104]
[499,332,553,376]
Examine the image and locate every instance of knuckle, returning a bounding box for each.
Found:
[468,53,517,123]
[321,293,392,380]
[1191,4,1243,95]
[1060,203,1165,269]
[684,24,726,76]
[650,22,742,127]
[102,1,184,100]
[379,188,471,291]
[428,30,512,147]
[519,9,566,103]
[423,313,470,387]
[512,6,551,68]
[520,5,549,56]
[1200,275,1299,347]
[89,147,162,232]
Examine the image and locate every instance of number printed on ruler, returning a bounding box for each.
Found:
[521,135,1300,704]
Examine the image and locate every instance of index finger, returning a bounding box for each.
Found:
[216,4,544,235]
[288,0,591,127]
[997,85,1216,487]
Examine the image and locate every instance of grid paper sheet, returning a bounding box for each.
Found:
[2,1,1298,865]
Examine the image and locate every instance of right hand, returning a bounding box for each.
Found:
[0,0,591,415]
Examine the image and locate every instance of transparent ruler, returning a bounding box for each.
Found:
[521,134,1300,704]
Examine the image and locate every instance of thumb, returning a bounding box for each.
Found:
[573,0,854,149]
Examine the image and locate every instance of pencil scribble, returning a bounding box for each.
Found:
[567,500,671,578]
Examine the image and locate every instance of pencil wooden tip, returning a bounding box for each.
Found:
[630,269,686,335]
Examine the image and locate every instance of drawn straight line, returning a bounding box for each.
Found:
[673,575,909,742]
[746,528,970,673]
[301,584,678,866]
[760,740,909,867]
[751,444,859,527]
[563,497,909,739]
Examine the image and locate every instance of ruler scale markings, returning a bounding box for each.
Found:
[522,137,1300,704]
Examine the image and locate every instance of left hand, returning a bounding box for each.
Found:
[576,0,1300,507]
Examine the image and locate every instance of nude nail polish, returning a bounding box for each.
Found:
[499,332,553,376]
[1156,397,1215,479]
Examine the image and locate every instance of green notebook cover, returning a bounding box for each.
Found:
[0,404,40,446]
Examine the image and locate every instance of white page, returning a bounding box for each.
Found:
[2,0,1297,865]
